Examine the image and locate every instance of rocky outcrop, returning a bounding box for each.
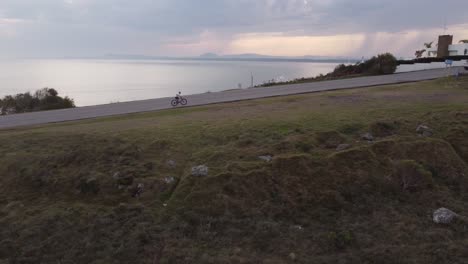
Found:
[416,125,433,137]
[192,165,209,177]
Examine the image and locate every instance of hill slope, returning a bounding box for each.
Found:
[0,77,467,263]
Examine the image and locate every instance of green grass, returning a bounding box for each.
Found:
[0,77,467,263]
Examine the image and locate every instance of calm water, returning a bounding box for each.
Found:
[0,59,339,106]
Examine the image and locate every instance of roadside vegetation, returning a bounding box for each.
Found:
[259,53,398,87]
[0,76,467,263]
[0,88,75,115]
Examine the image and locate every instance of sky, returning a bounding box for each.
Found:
[1,0,468,59]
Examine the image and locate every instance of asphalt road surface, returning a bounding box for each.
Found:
[1,67,465,130]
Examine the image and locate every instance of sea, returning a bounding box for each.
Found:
[0,59,341,106]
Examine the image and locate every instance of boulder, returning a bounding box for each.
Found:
[416,125,433,137]
[258,155,273,162]
[336,144,351,151]
[433,208,458,224]
[191,165,209,177]
[361,133,374,141]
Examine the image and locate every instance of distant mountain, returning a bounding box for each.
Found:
[97,53,359,63]
[199,53,219,58]
[199,53,358,62]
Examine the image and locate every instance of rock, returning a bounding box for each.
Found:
[416,125,433,137]
[79,177,100,194]
[258,155,273,162]
[164,176,176,184]
[336,144,351,151]
[289,252,297,261]
[433,208,458,224]
[191,165,209,177]
[166,160,177,168]
[113,172,134,186]
[361,133,374,141]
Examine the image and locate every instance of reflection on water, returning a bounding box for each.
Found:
[0,59,339,106]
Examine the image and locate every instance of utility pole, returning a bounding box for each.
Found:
[443,17,448,35]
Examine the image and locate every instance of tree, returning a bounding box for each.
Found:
[424,41,433,49]
[415,49,426,58]
[367,53,398,75]
[0,88,75,115]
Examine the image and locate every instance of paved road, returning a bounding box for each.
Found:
[1,67,466,129]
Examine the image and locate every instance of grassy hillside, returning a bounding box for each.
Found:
[0,77,467,263]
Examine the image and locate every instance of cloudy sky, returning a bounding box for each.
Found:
[1,0,468,59]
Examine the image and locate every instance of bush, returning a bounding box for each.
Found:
[0,88,75,115]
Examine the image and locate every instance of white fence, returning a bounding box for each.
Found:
[396,60,467,73]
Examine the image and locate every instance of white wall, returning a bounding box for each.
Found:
[448,43,468,56]
[396,60,466,73]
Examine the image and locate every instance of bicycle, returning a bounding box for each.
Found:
[171,96,188,107]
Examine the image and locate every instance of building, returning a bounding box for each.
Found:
[448,43,468,56]
[426,35,468,58]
